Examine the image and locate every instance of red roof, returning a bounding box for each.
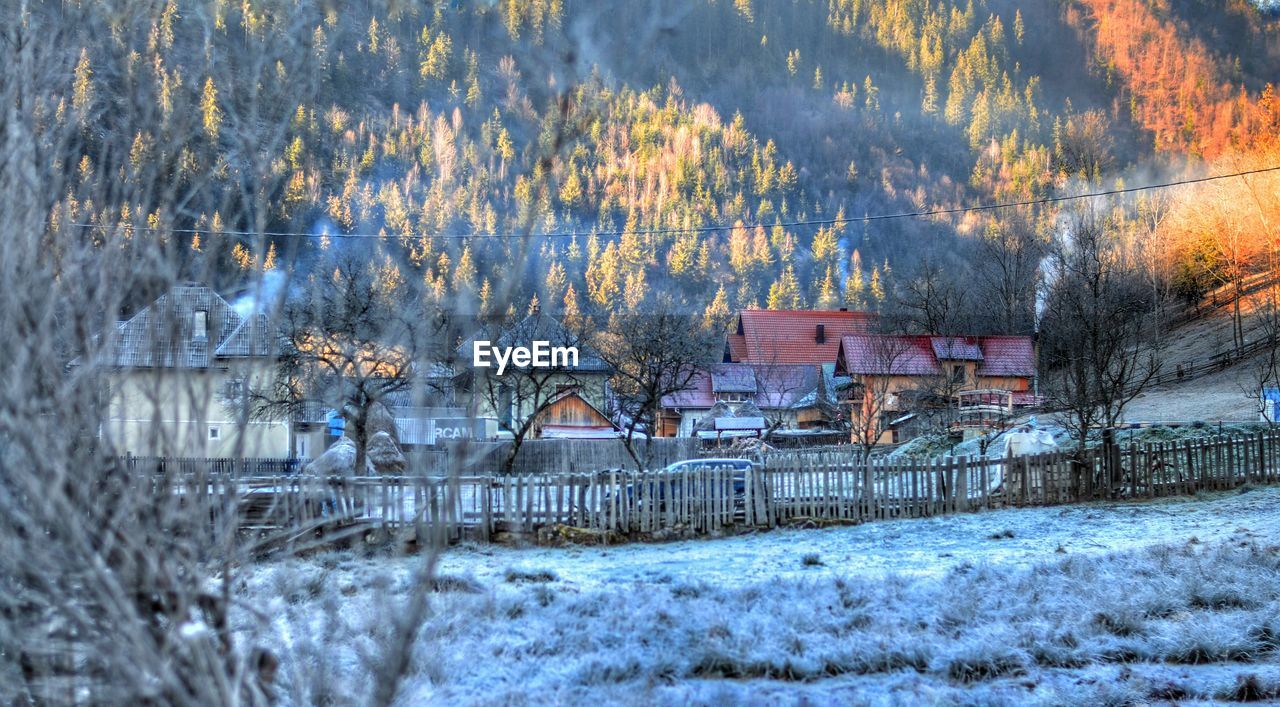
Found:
[931,336,983,361]
[837,334,941,376]
[661,363,821,410]
[975,337,1036,377]
[724,309,876,365]
[837,334,1035,378]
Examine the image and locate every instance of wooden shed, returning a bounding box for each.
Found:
[531,388,622,439]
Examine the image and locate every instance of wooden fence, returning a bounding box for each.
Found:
[136,430,1280,544]
[409,437,704,474]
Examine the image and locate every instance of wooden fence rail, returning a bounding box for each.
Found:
[132,431,1280,544]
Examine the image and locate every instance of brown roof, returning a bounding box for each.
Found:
[723,309,876,365]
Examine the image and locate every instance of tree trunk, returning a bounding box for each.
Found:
[503,436,521,474]
[351,407,369,476]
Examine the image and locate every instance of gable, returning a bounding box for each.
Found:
[727,309,876,364]
[107,285,244,369]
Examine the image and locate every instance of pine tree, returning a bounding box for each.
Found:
[559,163,583,208]
[544,258,567,302]
[367,16,380,54]
[623,268,647,310]
[478,279,493,315]
[751,225,773,268]
[201,77,221,140]
[668,234,698,277]
[454,244,476,293]
[869,266,885,304]
[846,250,865,309]
[563,283,582,322]
[767,266,803,309]
[810,224,840,267]
[231,242,252,270]
[922,73,939,115]
[419,29,452,81]
[703,284,731,331]
[588,242,620,308]
[815,264,841,309]
[72,49,94,115]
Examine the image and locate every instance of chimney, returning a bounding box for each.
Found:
[815,324,826,344]
[838,307,848,312]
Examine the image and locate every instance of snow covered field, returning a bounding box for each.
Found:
[238,486,1280,705]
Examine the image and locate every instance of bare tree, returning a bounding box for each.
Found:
[595,305,719,468]
[0,1,327,702]
[462,311,592,472]
[1040,211,1160,448]
[975,212,1045,335]
[1240,298,1280,425]
[895,259,974,335]
[751,362,820,436]
[840,335,914,461]
[248,253,439,475]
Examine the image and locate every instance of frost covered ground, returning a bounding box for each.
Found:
[238,486,1280,705]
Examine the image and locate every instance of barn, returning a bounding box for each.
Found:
[530,387,623,440]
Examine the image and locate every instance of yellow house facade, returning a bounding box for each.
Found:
[96,285,291,458]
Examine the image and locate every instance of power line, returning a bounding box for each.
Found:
[68,164,1280,241]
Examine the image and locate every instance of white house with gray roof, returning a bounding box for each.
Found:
[96,284,290,458]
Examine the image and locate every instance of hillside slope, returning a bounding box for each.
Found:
[35,1,1280,325]
[1124,284,1278,422]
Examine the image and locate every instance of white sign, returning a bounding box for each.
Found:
[472,340,578,375]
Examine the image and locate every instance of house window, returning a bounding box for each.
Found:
[951,364,965,384]
[208,426,220,441]
[192,310,209,343]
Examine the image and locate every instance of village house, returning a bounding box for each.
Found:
[657,363,839,437]
[528,386,623,439]
[723,308,877,364]
[94,284,291,458]
[456,312,613,439]
[835,333,1038,443]
[657,308,871,438]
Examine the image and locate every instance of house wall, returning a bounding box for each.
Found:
[470,372,609,430]
[533,393,612,432]
[667,406,800,437]
[976,374,1031,392]
[677,409,710,438]
[105,362,290,457]
[860,373,1032,413]
[849,372,1034,445]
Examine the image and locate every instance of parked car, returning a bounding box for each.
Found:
[612,458,760,511]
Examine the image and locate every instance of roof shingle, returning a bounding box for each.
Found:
[837,334,1036,378]
[107,285,249,368]
[723,309,876,365]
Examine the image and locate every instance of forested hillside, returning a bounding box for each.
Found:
[43,0,1280,331]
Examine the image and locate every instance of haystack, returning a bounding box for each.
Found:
[365,430,407,474]
[305,436,373,476]
[693,401,735,432]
